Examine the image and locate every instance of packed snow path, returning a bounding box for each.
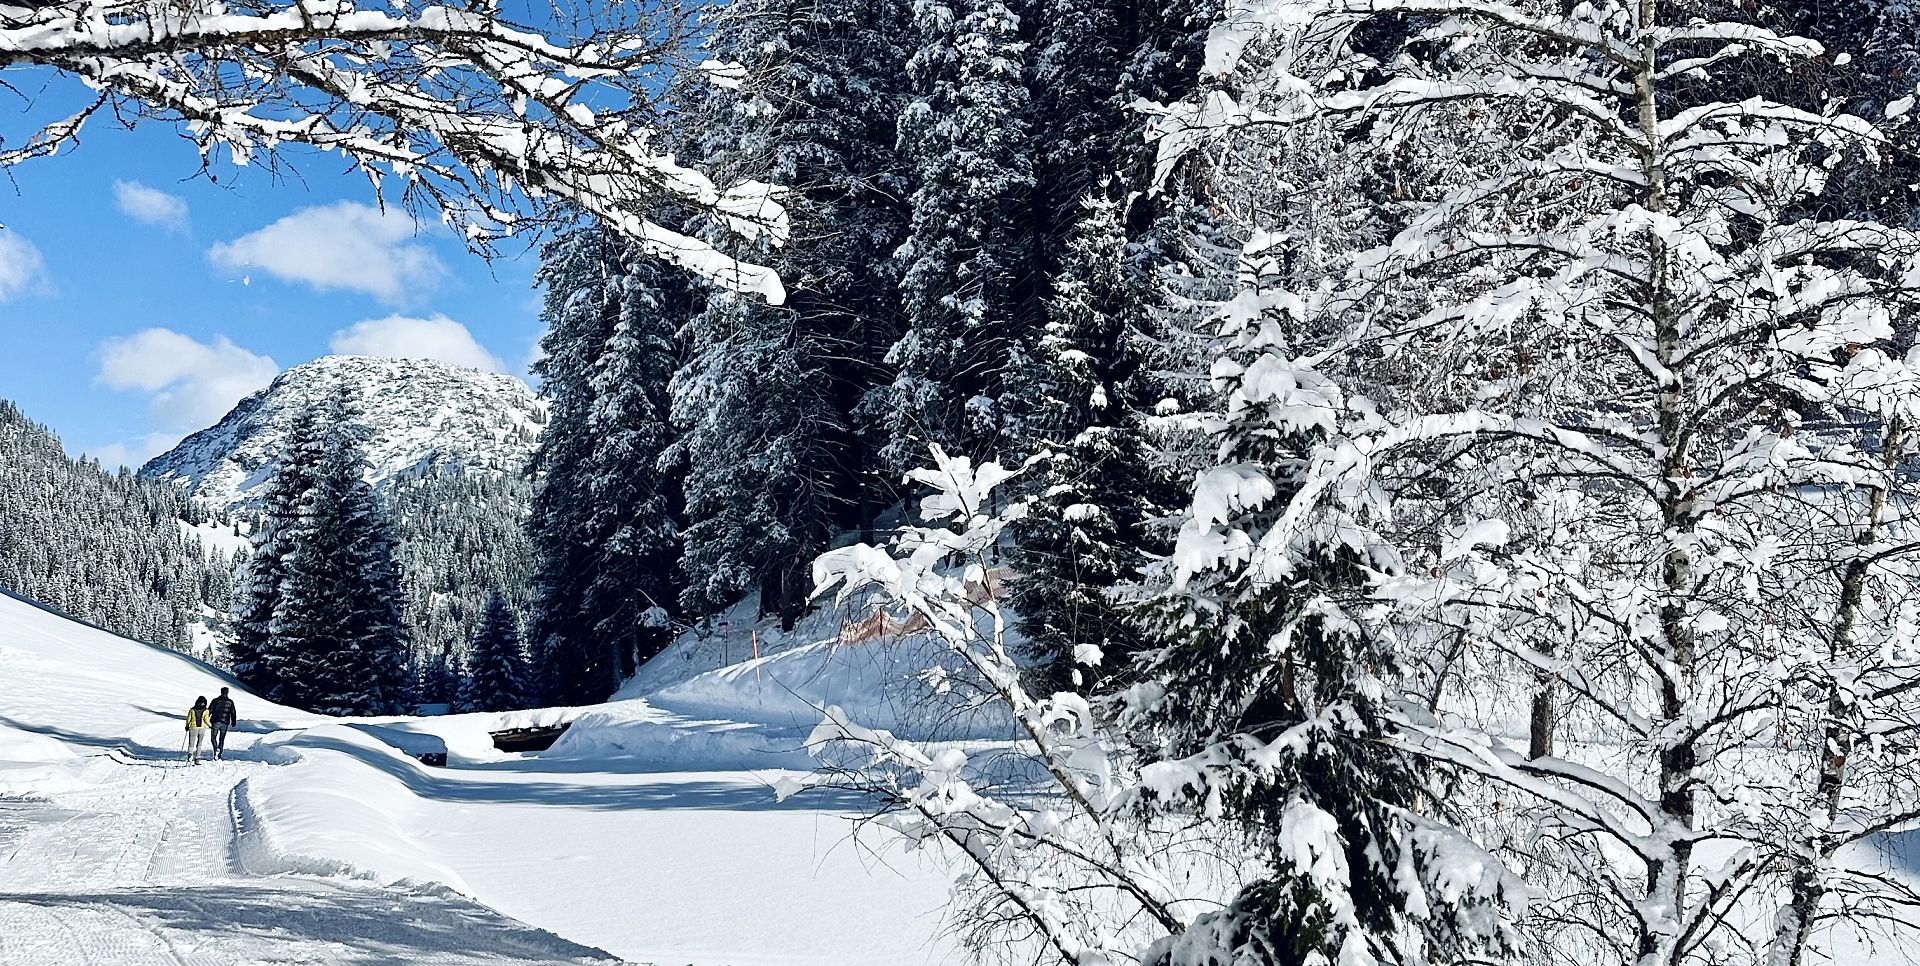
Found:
[0,591,956,966]
[0,752,625,966]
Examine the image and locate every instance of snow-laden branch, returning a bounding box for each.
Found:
[0,0,789,301]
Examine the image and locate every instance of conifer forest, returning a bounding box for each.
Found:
[6,0,1920,961]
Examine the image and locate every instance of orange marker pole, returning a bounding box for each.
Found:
[751,629,764,691]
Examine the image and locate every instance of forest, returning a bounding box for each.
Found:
[8,0,1920,959]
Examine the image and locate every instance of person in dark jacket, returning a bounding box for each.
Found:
[208,687,237,760]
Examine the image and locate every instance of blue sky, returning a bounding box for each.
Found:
[0,120,549,468]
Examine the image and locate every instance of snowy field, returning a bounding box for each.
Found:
[0,589,958,965]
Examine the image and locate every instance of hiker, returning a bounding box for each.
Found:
[185,696,211,765]
[209,687,237,760]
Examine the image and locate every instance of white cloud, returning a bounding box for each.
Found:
[112,181,190,233]
[95,328,280,428]
[330,314,506,373]
[207,202,445,304]
[0,230,46,301]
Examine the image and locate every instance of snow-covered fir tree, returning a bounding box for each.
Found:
[877,0,1039,469]
[229,405,326,696]
[672,308,837,625]
[459,593,529,712]
[250,392,413,715]
[1004,198,1177,689]
[0,400,230,652]
[528,225,690,704]
[670,0,915,625]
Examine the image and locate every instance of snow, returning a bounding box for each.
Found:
[144,354,547,512]
[0,586,959,966]
[178,517,250,559]
[623,594,1018,740]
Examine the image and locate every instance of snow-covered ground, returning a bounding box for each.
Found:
[0,589,959,965]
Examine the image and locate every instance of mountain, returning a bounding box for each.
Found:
[143,355,546,510]
[142,355,547,679]
[0,400,234,653]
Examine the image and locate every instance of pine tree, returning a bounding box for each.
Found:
[261,392,413,715]
[1005,198,1175,690]
[459,593,528,712]
[387,469,535,673]
[528,225,689,705]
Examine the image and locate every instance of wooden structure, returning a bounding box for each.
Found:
[489,723,571,753]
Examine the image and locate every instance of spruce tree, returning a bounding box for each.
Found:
[1131,255,1503,964]
[672,314,828,624]
[671,0,914,625]
[459,594,528,712]
[414,643,461,709]
[877,0,1038,469]
[263,392,413,715]
[1004,198,1174,690]
[229,406,324,696]
[528,225,689,705]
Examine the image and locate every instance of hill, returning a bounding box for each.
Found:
[142,355,545,509]
[143,355,546,667]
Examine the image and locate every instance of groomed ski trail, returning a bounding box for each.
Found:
[0,752,630,966]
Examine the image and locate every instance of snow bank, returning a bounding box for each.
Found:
[0,589,318,761]
[0,729,93,796]
[241,725,473,892]
[628,595,1020,741]
[648,636,1010,739]
[0,728,74,765]
[546,705,815,770]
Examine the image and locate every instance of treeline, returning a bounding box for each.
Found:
[388,470,535,700]
[527,0,1206,703]
[0,401,234,651]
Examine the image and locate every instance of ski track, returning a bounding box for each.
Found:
[0,753,632,966]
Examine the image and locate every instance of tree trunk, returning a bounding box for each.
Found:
[1527,687,1555,760]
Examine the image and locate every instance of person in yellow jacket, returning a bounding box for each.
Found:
[184,696,212,765]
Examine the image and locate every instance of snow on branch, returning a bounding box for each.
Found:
[803,447,1193,964]
[0,0,789,301]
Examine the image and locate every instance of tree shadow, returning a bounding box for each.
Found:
[0,885,624,965]
[0,713,134,753]
[0,711,290,764]
[285,732,874,813]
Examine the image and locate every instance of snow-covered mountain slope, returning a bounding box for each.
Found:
[142,355,545,510]
[0,587,318,766]
[139,355,543,659]
[0,582,956,966]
